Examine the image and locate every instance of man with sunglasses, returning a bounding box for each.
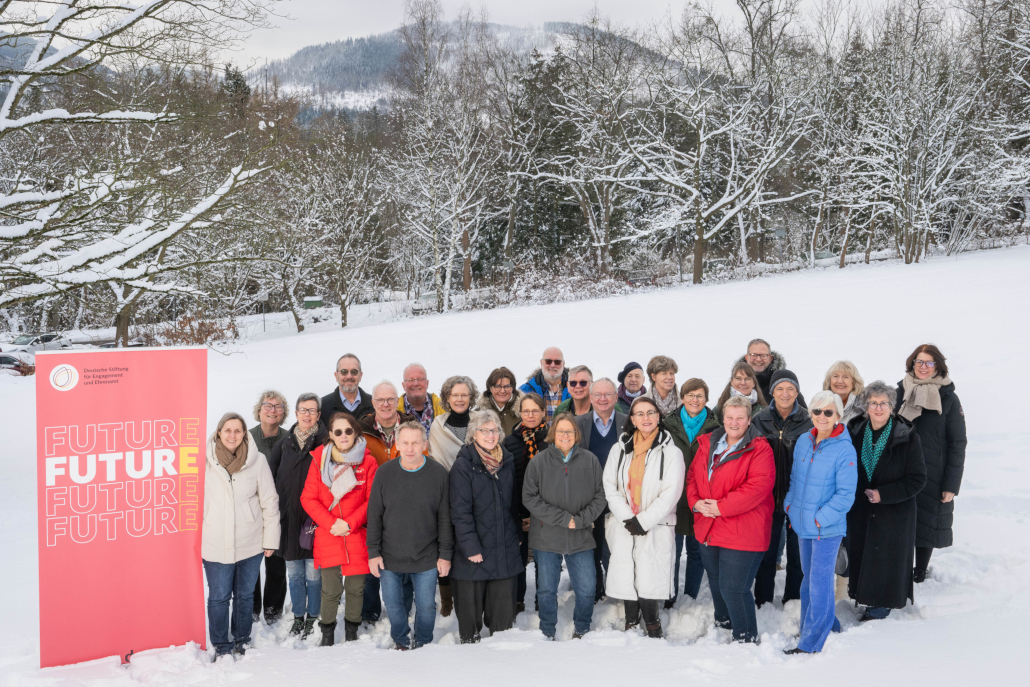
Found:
[519,347,570,425]
[321,353,374,421]
[555,366,594,417]
[738,339,807,408]
[397,363,445,435]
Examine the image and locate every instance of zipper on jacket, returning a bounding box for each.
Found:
[564,461,571,555]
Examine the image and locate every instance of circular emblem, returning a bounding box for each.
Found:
[49,364,79,391]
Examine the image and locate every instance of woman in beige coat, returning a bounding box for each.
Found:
[202,413,280,661]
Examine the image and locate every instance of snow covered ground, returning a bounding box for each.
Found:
[2,245,1028,685]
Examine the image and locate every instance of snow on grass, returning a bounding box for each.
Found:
[1,245,1028,684]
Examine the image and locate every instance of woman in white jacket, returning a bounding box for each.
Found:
[603,397,685,638]
[202,413,281,661]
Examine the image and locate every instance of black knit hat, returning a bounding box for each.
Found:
[769,368,800,394]
[617,361,643,384]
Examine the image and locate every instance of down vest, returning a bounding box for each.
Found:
[202,433,281,564]
[687,425,775,552]
[784,425,858,539]
[448,444,525,582]
[300,443,378,574]
[603,430,686,601]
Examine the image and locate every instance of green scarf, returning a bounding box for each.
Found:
[861,418,893,480]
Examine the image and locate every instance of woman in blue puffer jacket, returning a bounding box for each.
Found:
[783,390,858,655]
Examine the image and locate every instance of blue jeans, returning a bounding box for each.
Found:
[534,549,596,637]
[672,535,705,602]
[363,572,413,623]
[285,558,321,618]
[380,568,437,648]
[798,536,843,652]
[698,545,764,643]
[203,553,263,654]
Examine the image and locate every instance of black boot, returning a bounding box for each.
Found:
[319,621,336,647]
[624,600,641,631]
[344,620,360,642]
[913,568,927,584]
[289,615,305,636]
[645,622,664,639]
[302,616,316,639]
[640,599,662,638]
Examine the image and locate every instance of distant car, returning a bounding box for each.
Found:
[0,332,72,353]
[0,352,35,376]
[98,341,147,349]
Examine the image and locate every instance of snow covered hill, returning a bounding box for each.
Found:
[1,246,1027,685]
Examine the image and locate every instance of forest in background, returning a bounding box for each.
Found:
[1,0,1028,344]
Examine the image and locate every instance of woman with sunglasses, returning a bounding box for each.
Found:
[502,393,550,613]
[783,391,858,654]
[267,393,327,639]
[896,344,967,583]
[301,412,378,645]
[448,410,524,643]
[846,381,927,621]
[604,397,685,639]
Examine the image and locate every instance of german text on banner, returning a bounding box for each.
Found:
[35,348,208,668]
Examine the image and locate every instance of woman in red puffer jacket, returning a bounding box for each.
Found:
[301,412,378,646]
[686,396,774,644]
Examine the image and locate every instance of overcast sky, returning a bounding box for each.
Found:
[232,0,747,66]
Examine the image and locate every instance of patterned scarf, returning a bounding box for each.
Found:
[520,423,544,460]
[729,386,759,405]
[294,424,317,448]
[474,443,504,477]
[652,387,679,416]
[405,395,435,434]
[861,418,893,480]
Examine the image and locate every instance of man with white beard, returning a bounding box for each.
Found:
[519,346,570,425]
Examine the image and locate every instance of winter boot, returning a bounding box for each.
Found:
[440,584,453,618]
[289,615,305,636]
[319,621,337,647]
[645,622,664,639]
[302,616,316,639]
[344,620,360,642]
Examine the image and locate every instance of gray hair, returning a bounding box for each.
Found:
[809,390,845,417]
[721,395,753,419]
[466,409,502,444]
[747,338,771,351]
[591,377,617,394]
[858,381,897,416]
[295,392,321,411]
[335,353,361,371]
[372,380,398,397]
[441,375,479,410]
[252,389,289,424]
[568,365,593,378]
[396,419,427,442]
[402,362,427,379]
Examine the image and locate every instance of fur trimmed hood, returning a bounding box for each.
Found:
[736,350,788,374]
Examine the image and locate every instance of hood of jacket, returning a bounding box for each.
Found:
[736,350,788,375]
[523,368,569,395]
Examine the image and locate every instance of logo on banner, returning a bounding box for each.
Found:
[49,364,79,391]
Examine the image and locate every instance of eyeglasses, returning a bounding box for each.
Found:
[404,377,427,384]
[261,403,285,412]
[568,380,590,388]
[332,428,355,437]
[522,407,542,415]
[868,401,891,411]
[732,376,752,384]
[450,393,471,400]
[914,360,936,368]
[810,408,837,417]
[632,410,659,419]
[747,353,771,360]
[476,428,501,436]
[683,394,706,402]
[490,384,513,391]
[337,368,361,376]
[591,392,615,400]
[296,408,320,416]
[555,430,575,437]
[374,397,399,406]
[543,359,563,366]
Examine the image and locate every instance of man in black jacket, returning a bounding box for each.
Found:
[320,352,374,421]
[739,339,807,408]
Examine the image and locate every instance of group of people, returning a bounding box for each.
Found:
[200,339,967,659]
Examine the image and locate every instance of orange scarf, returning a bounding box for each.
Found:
[628,429,657,514]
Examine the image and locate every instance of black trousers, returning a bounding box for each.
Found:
[915,546,933,572]
[451,577,516,643]
[755,510,803,606]
[624,598,661,628]
[252,554,287,618]
[516,529,530,604]
[592,512,610,600]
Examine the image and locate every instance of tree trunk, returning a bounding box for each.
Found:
[838,207,852,269]
[811,192,826,265]
[114,304,132,346]
[865,217,875,264]
[461,227,472,292]
[692,221,705,284]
